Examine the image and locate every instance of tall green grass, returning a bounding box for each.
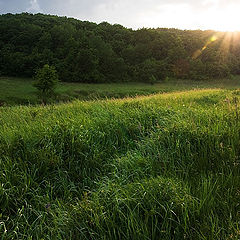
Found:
[1,76,240,105]
[0,89,240,239]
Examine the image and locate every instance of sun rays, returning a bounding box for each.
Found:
[193,31,240,60]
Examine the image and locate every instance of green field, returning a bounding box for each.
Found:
[0,85,240,239]
[1,76,240,105]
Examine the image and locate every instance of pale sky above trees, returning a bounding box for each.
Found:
[0,0,239,31]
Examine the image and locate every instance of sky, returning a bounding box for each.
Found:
[0,0,239,31]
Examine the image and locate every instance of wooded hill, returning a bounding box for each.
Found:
[1,13,240,83]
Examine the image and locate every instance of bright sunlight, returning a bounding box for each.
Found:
[204,3,239,32]
[137,1,240,32]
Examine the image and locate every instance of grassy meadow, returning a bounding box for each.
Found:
[1,76,240,105]
[0,84,240,239]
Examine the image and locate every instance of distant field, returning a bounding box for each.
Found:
[1,76,240,105]
[0,88,240,239]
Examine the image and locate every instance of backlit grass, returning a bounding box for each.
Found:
[0,89,240,239]
[1,76,240,105]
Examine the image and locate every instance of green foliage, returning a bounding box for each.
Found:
[1,13,240,83]
[0,89,240,239]
[33,64,59,103]
[148,74,157,85]
[2,76,240,106]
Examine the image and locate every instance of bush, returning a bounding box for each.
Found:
[33,64,59,104]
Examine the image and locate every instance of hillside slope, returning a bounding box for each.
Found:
[1,13,240,82]
[0,89,240,239]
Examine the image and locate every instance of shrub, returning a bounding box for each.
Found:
[33,64,59,104]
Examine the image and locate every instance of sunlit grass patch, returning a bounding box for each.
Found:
[0,88,240,239]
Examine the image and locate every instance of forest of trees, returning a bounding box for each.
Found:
[1,13,240,83]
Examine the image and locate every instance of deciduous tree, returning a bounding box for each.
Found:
[33,64,59,104]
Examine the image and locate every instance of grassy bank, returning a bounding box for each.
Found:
[1,76,240,105]
[0,88,240,239]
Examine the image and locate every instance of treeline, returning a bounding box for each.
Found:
[1,13,240,83]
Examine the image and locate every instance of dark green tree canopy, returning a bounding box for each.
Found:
[33,64,59,101]
[1,13,240,82]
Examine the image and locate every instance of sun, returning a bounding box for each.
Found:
[137,1,240,33]
[216,11,239,32]
[205,4,240,32]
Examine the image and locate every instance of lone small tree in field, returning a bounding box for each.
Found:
[33,64,59,104]
[148,75,157,85]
